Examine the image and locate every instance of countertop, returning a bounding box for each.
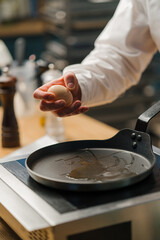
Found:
[0,108,118,158]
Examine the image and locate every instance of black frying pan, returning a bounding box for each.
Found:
[26,101,160,191]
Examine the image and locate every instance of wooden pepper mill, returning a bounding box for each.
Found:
[0,67,20,147]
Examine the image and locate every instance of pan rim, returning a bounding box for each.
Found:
[25,147,156,187]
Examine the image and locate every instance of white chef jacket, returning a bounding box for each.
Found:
[63,0,160,107]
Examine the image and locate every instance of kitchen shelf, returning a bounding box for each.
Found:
[0,19,45,38]
[40,0,120,67]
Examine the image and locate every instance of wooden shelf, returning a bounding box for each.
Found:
[0,19,45,38]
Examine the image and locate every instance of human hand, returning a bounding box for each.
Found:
[33,72,89,117]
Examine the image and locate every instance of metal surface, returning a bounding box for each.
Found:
[26,135,155,191]
[26,100,160,191]
[135,100,160,132]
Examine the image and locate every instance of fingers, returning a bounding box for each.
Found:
[33,72,80,102]
[40,97,88,117]
[64,72,76,90]
[33,72,86,117]
[33,89,55,101]
[33,77,65,101]
[56,102,89,117]
[57,106,89,117]
[40,99,81,112]
[64,72,82,102]
[40,99,66,111]
[56,101,81,117]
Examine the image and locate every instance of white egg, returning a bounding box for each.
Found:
[48,85,73,106]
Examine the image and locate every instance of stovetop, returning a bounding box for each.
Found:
[2,150,160,215]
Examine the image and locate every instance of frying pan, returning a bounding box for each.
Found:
[26,101,160,191]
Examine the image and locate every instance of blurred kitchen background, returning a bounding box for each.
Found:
[0,0,160,146]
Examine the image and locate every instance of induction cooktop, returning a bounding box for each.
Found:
[1,149,160,214]
[1,147,160,240]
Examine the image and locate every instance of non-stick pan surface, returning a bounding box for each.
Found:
[26,140,154,191]
[26,101,160,191]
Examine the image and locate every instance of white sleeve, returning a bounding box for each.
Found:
[63,0,157,107]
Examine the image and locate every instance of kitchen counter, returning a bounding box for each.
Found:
[0,108,118,158]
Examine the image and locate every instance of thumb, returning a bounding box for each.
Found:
[64,72,77,90]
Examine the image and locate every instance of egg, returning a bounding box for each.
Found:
[48,85,73,106]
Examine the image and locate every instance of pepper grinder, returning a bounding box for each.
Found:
[0,67,20,147]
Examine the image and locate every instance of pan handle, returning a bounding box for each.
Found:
[135,100,160,132]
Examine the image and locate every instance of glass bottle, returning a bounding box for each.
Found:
[41,63,65,142]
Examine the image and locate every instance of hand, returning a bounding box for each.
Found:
[33,72,89,117]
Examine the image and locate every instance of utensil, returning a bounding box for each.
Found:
[26,101,160,191]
